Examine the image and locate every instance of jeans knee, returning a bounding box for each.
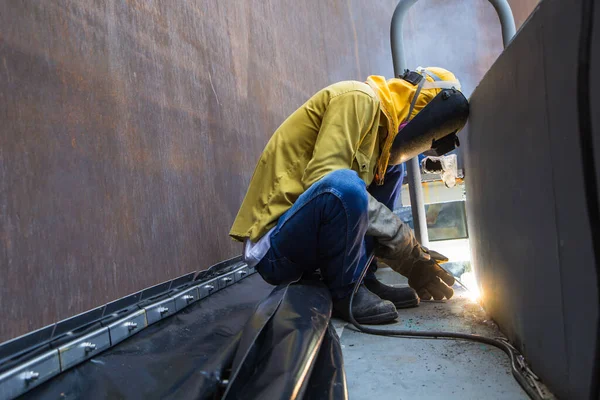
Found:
[320,169,368,214]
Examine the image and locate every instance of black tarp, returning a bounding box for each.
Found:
[224,280,348,400]
[23,275,348,400]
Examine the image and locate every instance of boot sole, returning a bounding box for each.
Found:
[355,310,399,325]
[393,297,420,309]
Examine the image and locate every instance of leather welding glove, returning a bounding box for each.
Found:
[366,194,455,300]
[425,248,449,264]
[405,258,455,300]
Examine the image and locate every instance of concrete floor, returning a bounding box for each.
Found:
[334,267,530,400]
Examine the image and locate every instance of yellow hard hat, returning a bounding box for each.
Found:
[417,66,461,91]
[404,66,461,121]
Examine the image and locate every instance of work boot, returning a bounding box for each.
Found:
[364,278,420,309]
[332,285,398,324]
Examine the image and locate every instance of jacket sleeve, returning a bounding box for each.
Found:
[301,91,378,189]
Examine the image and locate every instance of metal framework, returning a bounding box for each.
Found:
[0,257,254,399]
[391,0,516,245]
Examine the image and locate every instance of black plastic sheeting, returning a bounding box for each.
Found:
[224,280,348,400]
[23,275,272,399]
[304,324,348,400]
[21,276,348,400]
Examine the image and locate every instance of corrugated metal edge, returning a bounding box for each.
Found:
[0,256,249,369]
[0,261,256,399]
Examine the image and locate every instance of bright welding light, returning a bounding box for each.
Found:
[460,271,481,302]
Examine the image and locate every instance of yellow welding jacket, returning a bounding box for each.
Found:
[230,67,460,242]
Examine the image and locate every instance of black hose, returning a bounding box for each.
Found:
[348,255,546,400]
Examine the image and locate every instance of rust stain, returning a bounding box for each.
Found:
[125,0,168,29]
[0,0,510,344]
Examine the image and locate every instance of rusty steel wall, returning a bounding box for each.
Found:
[0,1,534,342]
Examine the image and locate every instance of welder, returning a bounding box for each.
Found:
[230,67,469,324]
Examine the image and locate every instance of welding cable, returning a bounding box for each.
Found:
[347,254,546,400]
[576,0,600,398]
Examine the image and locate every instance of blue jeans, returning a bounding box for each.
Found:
[256,166,405,300]
[368,163,405,212]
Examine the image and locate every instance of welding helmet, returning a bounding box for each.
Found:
[388,68,469,165]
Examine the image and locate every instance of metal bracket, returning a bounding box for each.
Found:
[174,287,200,312]
[108,309,147,346]
[58,328,110,370]
[0,351,60,399]
[145,298,176,325]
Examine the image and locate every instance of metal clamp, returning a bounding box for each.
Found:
[125,321,138,331]
[22,371,40,384]
[81,342,96,353]
[108,309,147,345]
[220,275,235,289]
[183,294,194,303]
[197,280,218,300]
[144,298,176,325]
[158,306,169,315]
[173,287,200,311]
[58,328,110,370]
[236,270,249,282]
[0,351,60,399]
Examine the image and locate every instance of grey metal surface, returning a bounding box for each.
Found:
[593,6,600,393]
[406,158,430,246]
[464,0,599,398]
[107,309,147,346]
[339,268,531,400]
[58,328,111,371]
[541,1,599,397]
[389,0,516,246]
[593,0,600,194]
[0,351,60,400]
[144,298,176,326]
